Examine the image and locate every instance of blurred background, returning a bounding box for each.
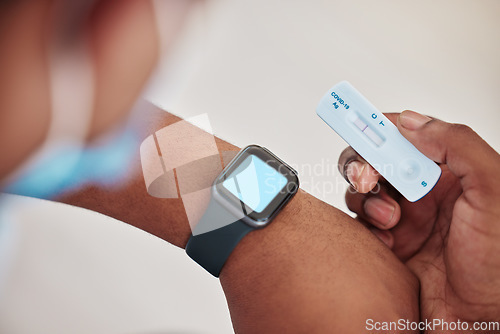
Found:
[1,0,499,333]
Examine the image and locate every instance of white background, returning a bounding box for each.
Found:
[1,1,499,333]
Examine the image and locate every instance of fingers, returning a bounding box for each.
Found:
[338,147,379,193]
[88,0,160,137]
[356,216,395,249]
[370,228,394,249]
[338,113,401,193]
[345,186,401,230]
[397,110,500,207]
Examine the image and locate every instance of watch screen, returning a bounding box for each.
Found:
[222,155,288,213]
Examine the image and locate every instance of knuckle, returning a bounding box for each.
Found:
[338,147,356,173]
[340,146,356,159]
[450,123,476,137]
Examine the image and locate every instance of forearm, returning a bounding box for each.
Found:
[220,189,419,333]
[60,106,419,333]
[59,107,238,248]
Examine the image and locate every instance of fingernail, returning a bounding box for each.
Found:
[345,161,365,190]
[364,197,395,227]
[399,110,432,130]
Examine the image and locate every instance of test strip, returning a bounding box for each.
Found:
[353,117,367,131]
[352,116,384,146]
[363,127,384,146]
[316,81,441,202]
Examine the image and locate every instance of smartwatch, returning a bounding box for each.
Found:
[185,145,299,277]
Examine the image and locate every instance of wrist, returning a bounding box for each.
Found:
[58,107,239,249]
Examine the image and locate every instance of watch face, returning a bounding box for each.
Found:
[214,145,299,225]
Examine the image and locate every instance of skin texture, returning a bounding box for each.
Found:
[1,0,495,332]
[339,110,500,333]
[58,105,420,333]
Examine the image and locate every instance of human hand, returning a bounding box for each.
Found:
[62,107,421,333]
[338,110,500,327]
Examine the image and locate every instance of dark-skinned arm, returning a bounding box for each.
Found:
[58,105,420,333]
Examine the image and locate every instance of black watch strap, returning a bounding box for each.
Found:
[185,196,254,277]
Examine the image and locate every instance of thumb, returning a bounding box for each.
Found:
[397,110,500,202]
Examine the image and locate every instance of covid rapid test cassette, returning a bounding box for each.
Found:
[316,81,441,202]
